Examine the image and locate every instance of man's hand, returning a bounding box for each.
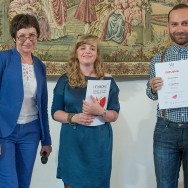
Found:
[149,77,163,93]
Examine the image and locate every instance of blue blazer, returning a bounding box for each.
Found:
[0,48,51,146]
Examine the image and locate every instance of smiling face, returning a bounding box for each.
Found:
[16,27,38,55]
[77,40,98,66]
[168,8,188,47]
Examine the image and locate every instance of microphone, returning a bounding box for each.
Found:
[41,151,48,164]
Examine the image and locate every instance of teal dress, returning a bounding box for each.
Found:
[51,74,120,188]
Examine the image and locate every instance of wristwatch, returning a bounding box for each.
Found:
[101,109,107,117]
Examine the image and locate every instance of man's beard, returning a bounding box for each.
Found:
[170,32,188,46]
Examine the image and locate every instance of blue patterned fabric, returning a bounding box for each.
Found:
[146,44,188,122]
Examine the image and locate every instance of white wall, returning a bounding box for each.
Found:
[30,78,183,188]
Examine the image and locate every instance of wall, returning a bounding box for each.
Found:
[30,78,183,188]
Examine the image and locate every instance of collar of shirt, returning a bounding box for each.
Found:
[172,43,188,54]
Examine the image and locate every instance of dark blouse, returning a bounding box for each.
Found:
[51,74,120,188]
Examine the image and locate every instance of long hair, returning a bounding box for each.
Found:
[67,34,105,88]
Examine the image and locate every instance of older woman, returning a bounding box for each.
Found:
[0,14,52,188]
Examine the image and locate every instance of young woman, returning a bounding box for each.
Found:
[51,34,120,188]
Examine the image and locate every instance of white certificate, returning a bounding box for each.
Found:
[85,80,111,126]
[155,60,188,109]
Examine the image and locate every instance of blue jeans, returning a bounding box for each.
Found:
[0,119,41,188]
[154,117,188,188]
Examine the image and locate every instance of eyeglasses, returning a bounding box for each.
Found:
[17,33,37,42]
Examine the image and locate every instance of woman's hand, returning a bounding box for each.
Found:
[82,95,103,116]
[72,113,94,125]
[82,95,119,123]
[40,145,52,157]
